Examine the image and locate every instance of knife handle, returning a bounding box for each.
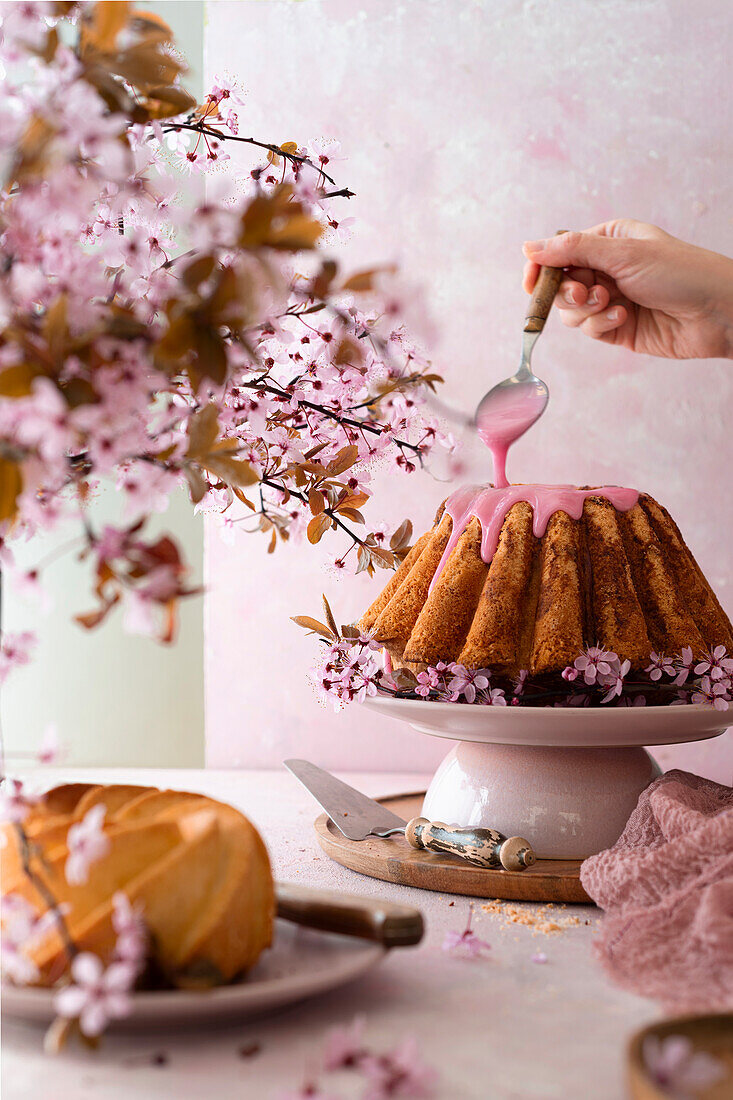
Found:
[524,229,569,334]
[275,882,424,947]
[404,818,535,871]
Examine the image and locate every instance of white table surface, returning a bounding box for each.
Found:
[2,768,661,1100]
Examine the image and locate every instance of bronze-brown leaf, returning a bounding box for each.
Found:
[326,445,358,477]
[308,488,326,516]
[0,364,40,398]
[290,615,335,641]
[186,404,219,459]
[0,458,22,523]
[307,513,331,544]
[390,518,413,551]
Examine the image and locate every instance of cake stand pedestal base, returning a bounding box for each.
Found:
[423,742,661,860]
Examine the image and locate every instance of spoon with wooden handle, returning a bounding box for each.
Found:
[475,229,568,486]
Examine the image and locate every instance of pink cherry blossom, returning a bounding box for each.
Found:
[306,138,345,169]
[513,669,529,696]
[111,892,147,972]
[65,805,110,885]
[0,894,58,985]
[693,645,733,680]
[36,723,63,765]
[673,646,695,686]
[53,952,135,1037]
[360,1037,437,1099]
[442,905,491,960]
[0,778,38,824]
[476,686,507,706]
[645,651,676,681]
[442,927,491,959]
[322,1016,367,1071]
[642,1035,726,1096]
[0,632,37,685]
[691,675,730,711]
[444,663,490,703]
[573,646,615,685]
[276,1086,340,1100]
[531,951,548,964]
[599,658,630,704]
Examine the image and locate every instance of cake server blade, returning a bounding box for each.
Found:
[284,759,407,841]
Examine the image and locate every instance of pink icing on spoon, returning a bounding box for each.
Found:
[475,384,547,488]
[429,484,640,593]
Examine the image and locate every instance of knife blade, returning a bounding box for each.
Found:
[284,758,407,840]
[284,758,536,871]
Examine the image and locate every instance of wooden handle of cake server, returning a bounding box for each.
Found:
[404,818,536,871]
[275,882,424,947]
[524,229,569,333]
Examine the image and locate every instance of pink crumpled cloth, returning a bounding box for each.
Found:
[580,769,733,1013]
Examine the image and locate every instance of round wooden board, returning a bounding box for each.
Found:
[314,793,592,904]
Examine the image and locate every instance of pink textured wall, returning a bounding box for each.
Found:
[204,0,733,775]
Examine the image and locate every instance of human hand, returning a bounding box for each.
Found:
[522,219,733,359]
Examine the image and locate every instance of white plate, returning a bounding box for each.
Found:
[1,921,386,1030]
[365,695,731,748]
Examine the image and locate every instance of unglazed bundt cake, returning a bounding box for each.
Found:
[361,485,733,679]
[1,783,274,988]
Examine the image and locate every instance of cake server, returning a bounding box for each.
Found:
[284,759,535,871]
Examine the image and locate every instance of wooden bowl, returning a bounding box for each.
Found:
[627,1013,733,1099]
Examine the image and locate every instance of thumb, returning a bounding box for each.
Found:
[523,230,632,276]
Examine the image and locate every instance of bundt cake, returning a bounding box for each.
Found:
[361,484,733,679]
[1,783,274,988]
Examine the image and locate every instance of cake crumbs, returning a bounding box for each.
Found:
[479,899,587,936]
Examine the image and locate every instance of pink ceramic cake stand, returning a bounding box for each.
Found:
[364,697,731,859]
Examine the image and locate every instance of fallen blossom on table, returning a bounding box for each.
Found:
[279,1020,437,1100]
[53,952,136,1037]
[442,906,491,960]
[531,951,548,965]
[642,1034,727,1098]
[360,1037,437,1100]
[64,805,110,885]
[276,1085,341,1100]
[322,1015,367,1071]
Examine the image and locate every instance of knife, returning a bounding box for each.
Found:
[284,759,535,871]
[276,882,423,947]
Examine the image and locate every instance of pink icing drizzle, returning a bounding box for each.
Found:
[428,484,640,593]
[475,385,547,488]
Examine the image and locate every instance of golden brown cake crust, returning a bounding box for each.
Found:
[1,783,275,989]
[360,489,733,678]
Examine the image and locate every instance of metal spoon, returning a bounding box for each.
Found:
[475,230,567,487]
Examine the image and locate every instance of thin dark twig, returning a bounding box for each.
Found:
[159,123,338,186]
[240,381,424,457]
[260,477,366,547]
[14,823,78,965]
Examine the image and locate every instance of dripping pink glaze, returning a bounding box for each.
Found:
[475,385,547,488]
[428,484,640,594]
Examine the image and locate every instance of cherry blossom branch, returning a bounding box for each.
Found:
[160,123,341,187]
[260,476,366,546]
[240,381,425,458]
